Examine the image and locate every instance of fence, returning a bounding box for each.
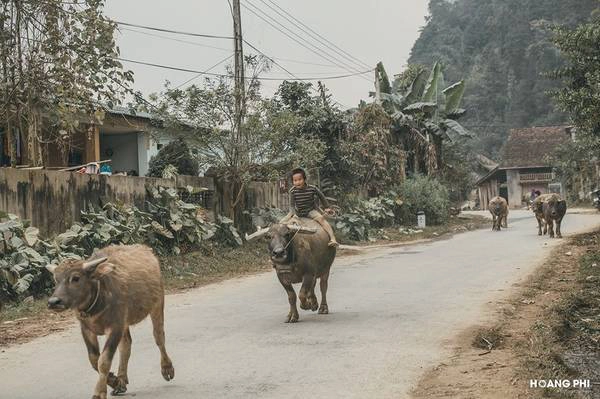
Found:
[0,168,214,237]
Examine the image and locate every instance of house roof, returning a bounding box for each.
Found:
[476,153,499,172]
[108,105,155,120]
[500,126,571,168]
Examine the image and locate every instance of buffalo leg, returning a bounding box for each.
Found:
[81,325,100,372]
[150,299,175,382]
[318,270,330,314]
[308,276,319,312]
[299,274,318,311]
[537,217,543,235]
[110,328,132,395]
[92,328,122,399]
[556,219,563,238]
[81,324,120,392]
[277,275,299,323]
[503,214,508,228]
[491,214,496,231]
[548,220,555,238]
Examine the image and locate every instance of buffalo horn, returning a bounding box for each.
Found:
[245,226,270,241]
[286,224,317,234]
[82,257,108,271]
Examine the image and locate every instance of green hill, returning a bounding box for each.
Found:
[408,0,599,157]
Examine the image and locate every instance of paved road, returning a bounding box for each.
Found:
[2,210,600,399]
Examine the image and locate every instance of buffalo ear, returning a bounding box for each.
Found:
[45,264,58,275]
[558,200,567,212]
[82,257,114,277]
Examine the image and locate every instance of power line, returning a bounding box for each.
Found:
[258,0,372,71]
[119,25,349,70]
[114,20,233,40]
[171,54,234,90]
[118,57,373,81]
[242,39,298,79]
[243,0,370,80]
[119,27,233,52]
[241,0,372,82]
[263,0,372,71]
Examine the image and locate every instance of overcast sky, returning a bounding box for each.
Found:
[104,1,430,109]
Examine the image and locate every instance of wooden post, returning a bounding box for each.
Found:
[232,0,245,141]
[85,125,100,163]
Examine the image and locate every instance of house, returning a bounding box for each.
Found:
[476,126,572,210]
[98,107,173,176]
[0,106,174,176]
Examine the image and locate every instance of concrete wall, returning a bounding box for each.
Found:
[0,168,214,237]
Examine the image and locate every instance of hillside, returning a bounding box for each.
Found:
[408,0,599,158]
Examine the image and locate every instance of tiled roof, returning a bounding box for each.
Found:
[500,126,571,168]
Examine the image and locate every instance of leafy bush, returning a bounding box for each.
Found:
[147,138,199,177]
[335,213,371,242]
[213,216,243,248]
[396,175,450,225]
[247,207,287,229]
[0,187,243,301]
[145,186,214,254]
[0,216,52,301]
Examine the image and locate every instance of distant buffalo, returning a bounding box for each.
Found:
[489,196,508,231]
[532,193,567,238]
[542,194,567,238]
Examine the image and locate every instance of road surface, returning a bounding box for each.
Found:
[2,210,599,399]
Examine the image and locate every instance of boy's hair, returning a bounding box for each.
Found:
[291,167,306,180]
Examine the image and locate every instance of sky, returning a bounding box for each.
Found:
[104,1,430,110]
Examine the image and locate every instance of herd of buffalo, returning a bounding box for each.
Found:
[43,196,569,398]
[488,193,567,238]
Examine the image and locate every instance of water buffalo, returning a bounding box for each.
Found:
[542,194,567,238]
[247,218,336,323]
[488,196,508,231]
[46,244,174,399]
[532,193,559,236]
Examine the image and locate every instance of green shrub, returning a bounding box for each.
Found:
[396,175,450,225]
[147,138,199,177]
[335,213,371,242]
[0,187,244,301]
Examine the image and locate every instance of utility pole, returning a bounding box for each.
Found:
[232,0,245,141]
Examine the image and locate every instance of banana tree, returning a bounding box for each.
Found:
[375,61,473,174]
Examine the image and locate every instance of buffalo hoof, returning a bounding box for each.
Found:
[318,304,329,314]
[538,231,542,236]
[310,301,319,312]
[299,301,311,311]
[107,373,128,396]
[92,394,107,399]
[110,383,127,396]
[286,311,299,323]
[557,234,562,239]
[161,363,175,381]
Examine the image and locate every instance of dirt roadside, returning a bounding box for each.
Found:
[412,229,600,399]
[0,215,488,348]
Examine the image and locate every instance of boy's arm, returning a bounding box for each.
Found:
[314,186,331,209]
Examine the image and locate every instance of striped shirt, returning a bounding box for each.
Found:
[289,184,330,217]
